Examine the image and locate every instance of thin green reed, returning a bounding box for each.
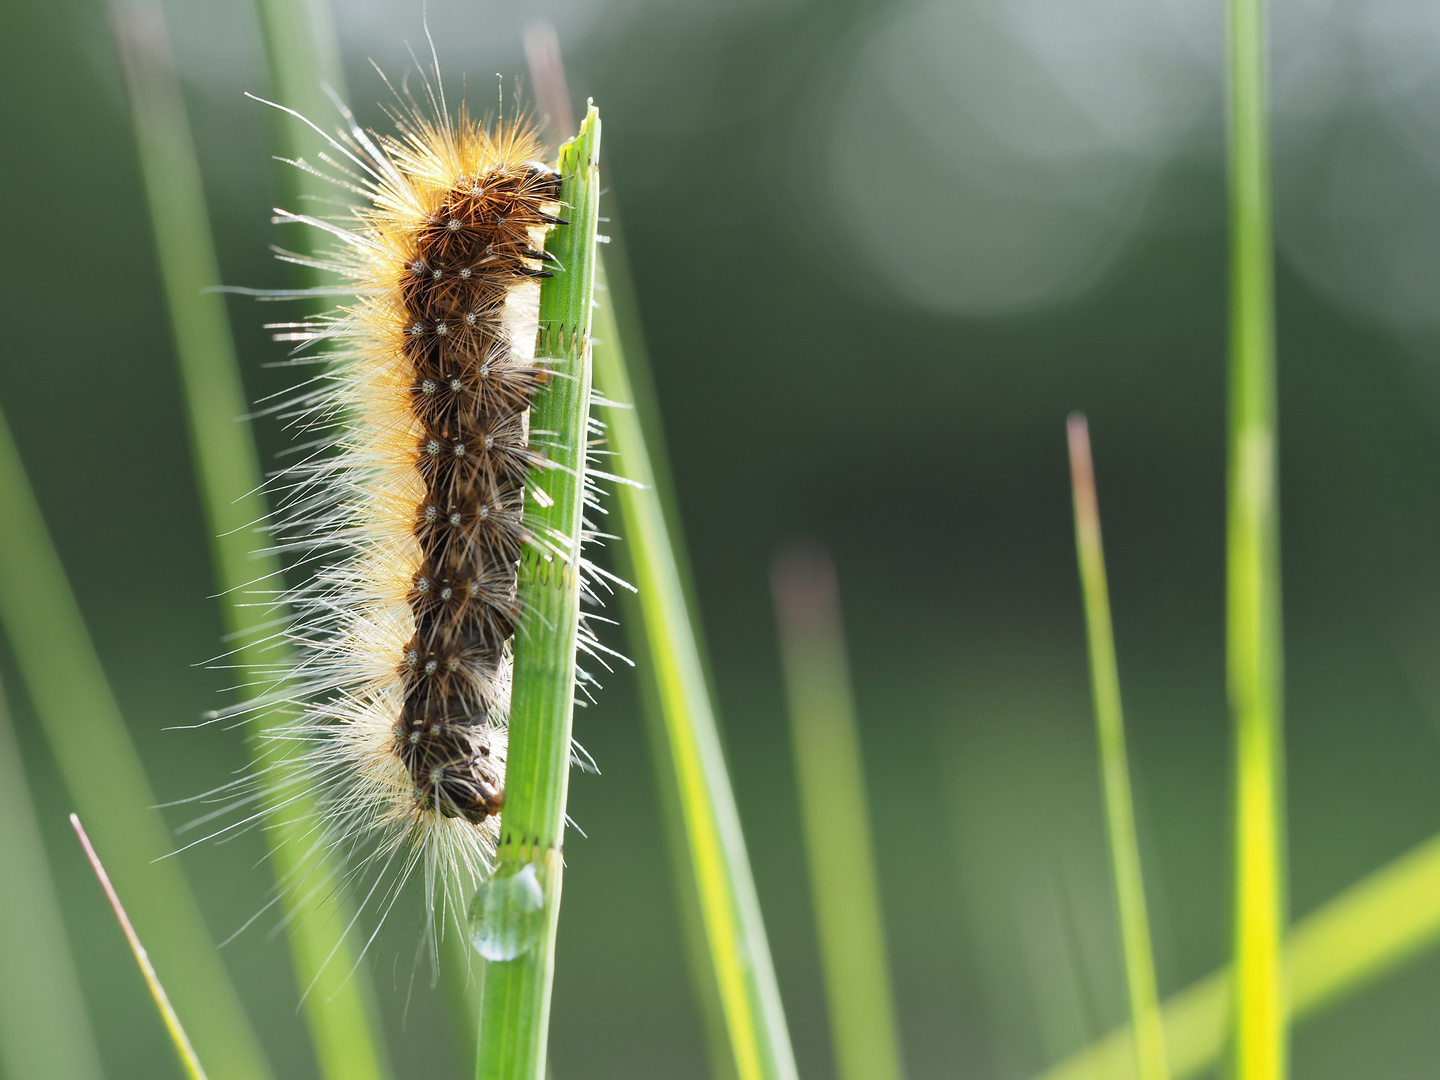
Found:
[595,242,741,1080]
[1065,415,1167,1080]
[770,545,905,1080]
[590,258,800,1080]
[526,22,798,1073]
[0,403,271,1080]
[1224,0,1286,1071]
[1033,824,1440,1080]
[521,27,741,1073]
[472,105,600,1080]
[71,814,210,1080]
[252,0,348,173]
[0,674,104,1080]
[109,6,391,1079]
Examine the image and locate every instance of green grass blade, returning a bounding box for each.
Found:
[107,7,391,1080]
[251,0,347,154]
[1065,415,1168,1080]
[71,814,209,1080]
[589,220,799,1080]
[1224,0,1285,1072]
[0,676,104,1080]
[770,545,905,1080]
[473,104,600,1080]
[1032,826,1440,1080]
[517,34,752,1073]
[595,236,741,1080]
[0,403,273,1080]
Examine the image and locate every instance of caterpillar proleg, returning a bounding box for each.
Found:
[211,71,613,960]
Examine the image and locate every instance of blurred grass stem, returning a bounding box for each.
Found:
[0,404,271,1080]
[1224,0,1286,1073]
[771,545,905,1080]
[594,245,744,1080]
[528,24,798,1080]
[1066,415,1168,1080]
[588,237,799,1080]
[109,5,391,1079]
[1033,825,1440,1080]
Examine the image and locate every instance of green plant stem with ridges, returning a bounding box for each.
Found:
[590,243,798,1080]
[0,674,105,1080]
[473,104,600,1080]
[0,404,271,1080]
[1066,415,1168,1080]
[770,547,905,1080]
[109,6,391,1080]
[1224,0,1285,1073]
[1032,825,1440,1080]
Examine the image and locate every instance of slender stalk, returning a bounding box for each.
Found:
[71,815,209,1080]
[0,404,272,1080]
[519,34,766,1076]
[770,545,905,1080]
[1224,0,1285,1073]
[1065,415,1168,1080]
[108,8,390,1080]
[527,28,794,1079]
[589,259,800,1080]
[589,264,797,1077]
[0,676,104,1080]
[594,249,743,1080]
[1032,825,1440,1080]
[473,104,600,1080]
[251,0,347,151]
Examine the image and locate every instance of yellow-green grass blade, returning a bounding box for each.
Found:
[473,105,601,1080]
[770,545,906,1080]
[590,228,799,1080]
[1031,826,1440,1080]
[0,675,104,1080]
[1224,0,1285,1072]
[594,225,741,1080]
[1065,415,1168,1080]
[71,814,209,1080]
[0,403,272,1080]
[108,7,391,1080]
[527,25,794,1078]
[518,32,746,1074]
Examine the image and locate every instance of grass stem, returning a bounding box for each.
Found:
[771,544,905,1080]
[0,404,271,1080]
[0,676,104,1080]
[472,104,600,1080]
[71,814,209,1080]
[108,7,391,1079]
[1065,415,1168,1080]
[593,244,744,1080]
[526,27,797,1075]
[589,252,800,1080]
[1224,0,1285,1072]
[1032,825,1440,1080]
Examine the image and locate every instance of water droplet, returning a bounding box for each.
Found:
[470,863,546,962]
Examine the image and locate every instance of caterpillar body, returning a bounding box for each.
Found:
[220,80,610,948]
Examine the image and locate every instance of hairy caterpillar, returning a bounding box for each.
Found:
[210,71,611,953]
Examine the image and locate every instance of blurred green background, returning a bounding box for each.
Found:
[6,0,1440,1077]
